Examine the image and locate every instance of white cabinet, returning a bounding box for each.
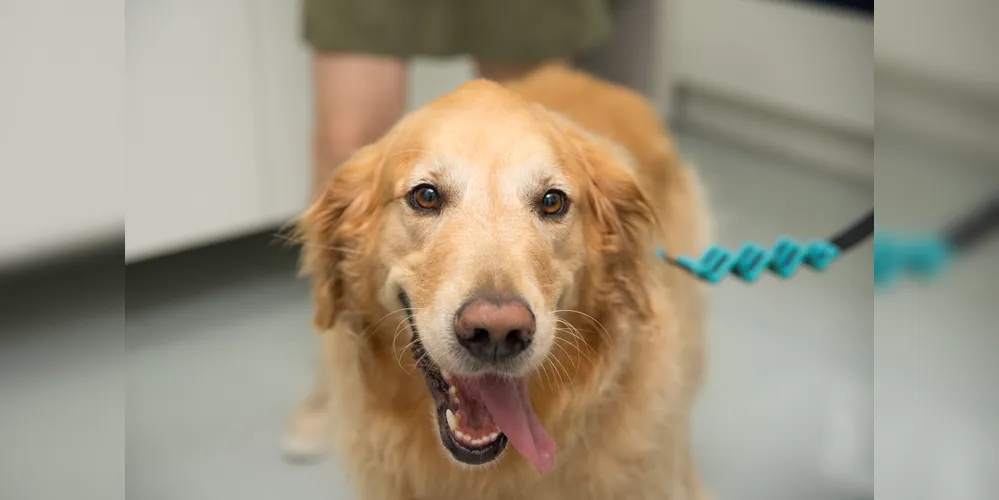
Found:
[0,1,123,267]
[0,1,315,265]
[250,0,314,224]
[126,0,309,261]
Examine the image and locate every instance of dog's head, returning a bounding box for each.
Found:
[300,79,655,472]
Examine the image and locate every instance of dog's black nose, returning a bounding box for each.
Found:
[454,296,534,363]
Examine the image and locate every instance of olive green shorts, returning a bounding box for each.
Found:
[303,0,612,62]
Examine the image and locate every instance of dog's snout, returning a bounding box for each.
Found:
[454,296,535,363]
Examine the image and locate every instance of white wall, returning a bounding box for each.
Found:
[875,0,999,164]
[667,0,999,175]
[877,0,999,95]
[669,0,873,134]
[666,0,873,181]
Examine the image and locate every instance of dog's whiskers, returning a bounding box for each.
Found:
[541,350,576,398]
[551,334,576,367]
[388,309,424,345]
[391,321,414,365]
[366,308,414,339]
[553,318,597,354]
[269,231,304,247]
[556,332,595,368]
[548,350,576,395]
[412,351,432,374]
[395,336,424,375]
[552,334,586,369]
[553,309,615,348]
[553,319,599,367]
[537,358,555,392]
[390,318,411,345]
[289,236,364,255]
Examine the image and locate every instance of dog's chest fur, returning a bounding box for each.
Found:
[323,314,699,500]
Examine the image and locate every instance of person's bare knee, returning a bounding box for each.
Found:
[311,53,407,198]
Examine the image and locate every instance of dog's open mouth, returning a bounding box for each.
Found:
[399,292,556,473]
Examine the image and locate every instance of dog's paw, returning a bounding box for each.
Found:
[282,408,330,464]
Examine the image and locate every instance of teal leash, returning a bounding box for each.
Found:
[656,210,873,284]
[657,193,998,288]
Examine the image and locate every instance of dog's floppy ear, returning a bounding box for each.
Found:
[578,138,655,255]
[298,145,385,331]
[569,129,657,313]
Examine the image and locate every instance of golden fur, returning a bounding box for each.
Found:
[287,64,711,499]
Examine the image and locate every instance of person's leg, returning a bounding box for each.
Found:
[310,53,407,201]
[285,53,406,462]
[282,353,332,462]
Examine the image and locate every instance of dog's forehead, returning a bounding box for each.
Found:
[405,115,561,185]
[390,80,579,197]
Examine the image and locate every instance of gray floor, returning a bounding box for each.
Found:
[8,131,995,500]
[873,132,999,500]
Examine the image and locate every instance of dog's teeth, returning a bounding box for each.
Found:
[455,430,468,441]
[487,432,499,442]
[445,409,458,431]
[471,438,483,446]
[448,386,457,397]
[441,370,451,381]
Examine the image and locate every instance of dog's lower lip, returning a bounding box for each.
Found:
[435,375,508,462]
[398,290,508,465]
[433,367,509,464]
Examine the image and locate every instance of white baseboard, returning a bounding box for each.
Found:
[674,87,874,183]
[877,63,999,166]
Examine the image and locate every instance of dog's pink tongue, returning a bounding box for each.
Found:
[470,374,555,473]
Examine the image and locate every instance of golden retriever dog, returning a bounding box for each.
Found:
[285,63,710,500]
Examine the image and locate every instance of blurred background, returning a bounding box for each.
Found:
[0,0,996,499]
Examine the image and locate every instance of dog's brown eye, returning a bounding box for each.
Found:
[410,184,442,211]
[540,190,568,217]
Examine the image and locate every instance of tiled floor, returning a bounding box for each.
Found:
[5,132,891,500]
